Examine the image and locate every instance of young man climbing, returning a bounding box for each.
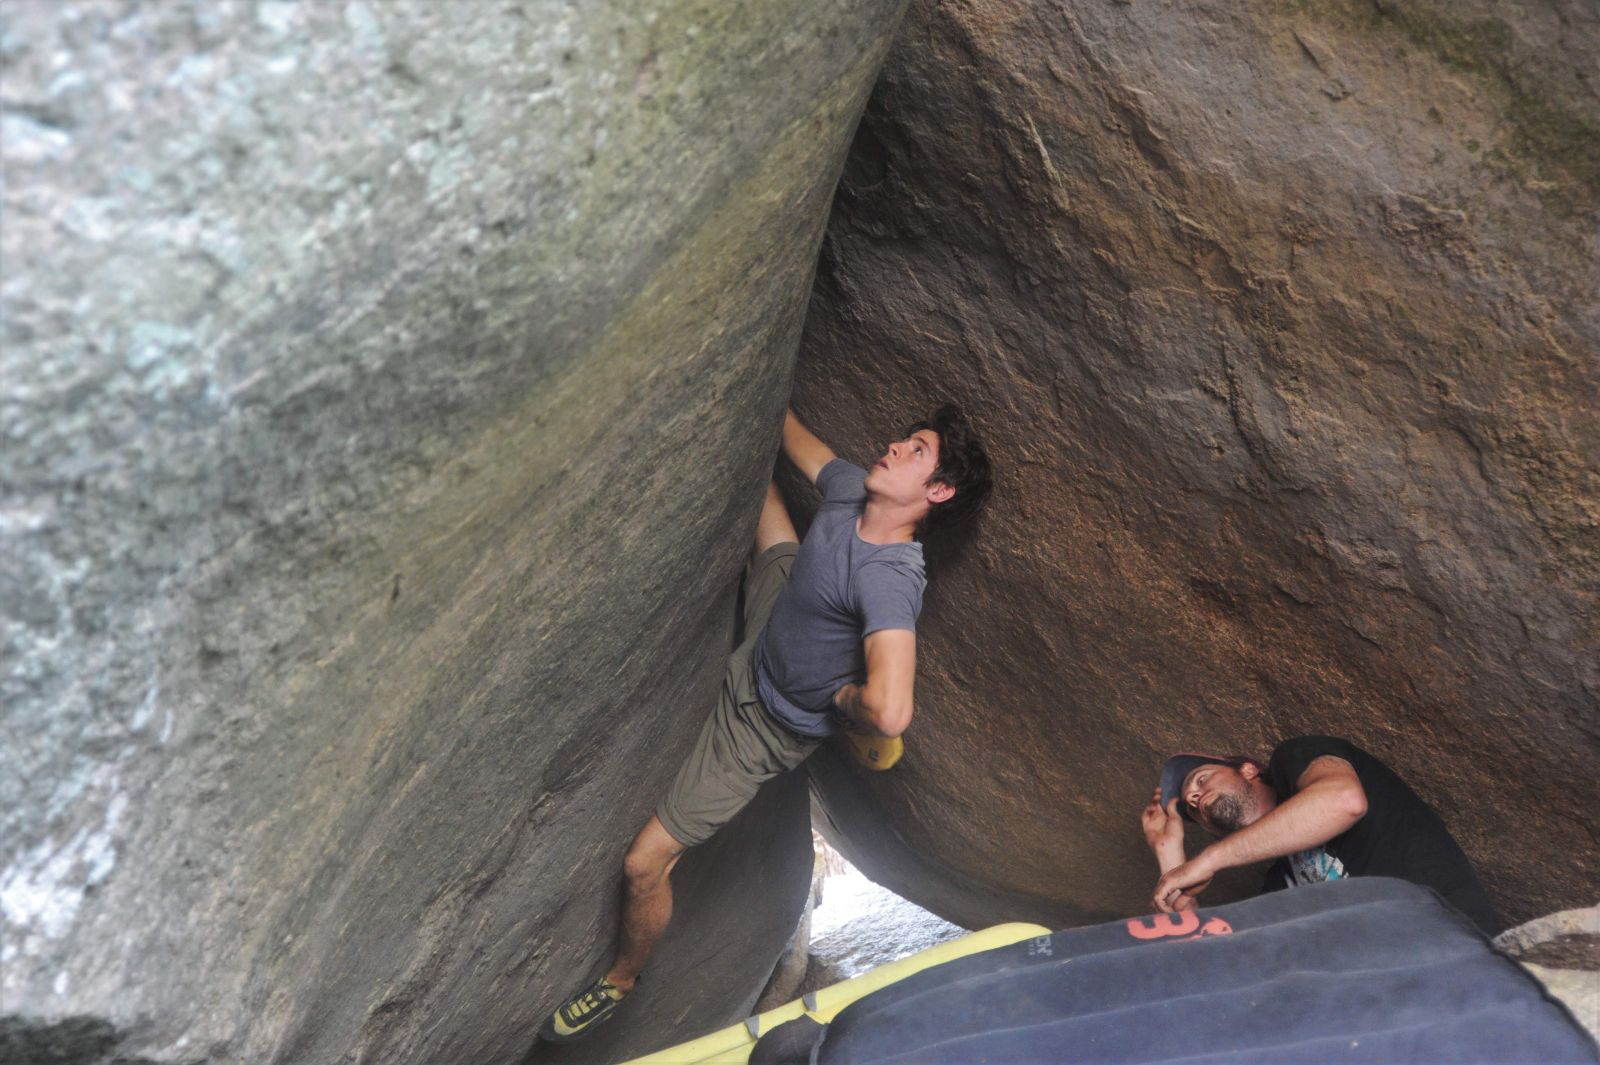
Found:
[1141,735,1502,935]
[540,405,992,1042]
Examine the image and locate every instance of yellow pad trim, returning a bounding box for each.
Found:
[624,921,1052,1064]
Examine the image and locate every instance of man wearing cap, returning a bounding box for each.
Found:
[1141,734,1502,935]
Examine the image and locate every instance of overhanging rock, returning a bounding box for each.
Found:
[801,0,1598,930]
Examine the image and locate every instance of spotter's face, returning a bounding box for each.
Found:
[1182,763,1257,835]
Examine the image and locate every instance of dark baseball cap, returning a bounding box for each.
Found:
[1159,752,1252,823]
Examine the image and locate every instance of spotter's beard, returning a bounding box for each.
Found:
[1207,792,1254,833]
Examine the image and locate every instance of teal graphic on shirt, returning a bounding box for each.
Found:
[1285,846,1347,886]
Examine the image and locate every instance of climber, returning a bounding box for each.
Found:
[540,405,992,1042]
[1140,735,1502,935]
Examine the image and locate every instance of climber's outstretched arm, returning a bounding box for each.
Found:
[782,408,837,485]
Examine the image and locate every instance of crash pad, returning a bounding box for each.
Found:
[756,878,1600,1064]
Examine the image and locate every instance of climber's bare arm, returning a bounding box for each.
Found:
[832,629,915,738]
[783,409,837,485]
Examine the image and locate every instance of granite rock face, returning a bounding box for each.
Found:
[801,0,1598,929]
[6,0,1597,1058]
[1,1,906,1062]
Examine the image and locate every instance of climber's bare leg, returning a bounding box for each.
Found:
[604,814,686,991]
[754,481,799,559]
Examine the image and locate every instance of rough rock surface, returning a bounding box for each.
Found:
[1497,904,1600,1042]
[1,1,906,1062]
[801,0,1598,929]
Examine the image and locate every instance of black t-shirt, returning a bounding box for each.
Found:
[1259,736,1503,935]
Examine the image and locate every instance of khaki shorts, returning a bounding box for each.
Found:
[656,541,818,847]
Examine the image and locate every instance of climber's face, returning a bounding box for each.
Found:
[865,428,952,511]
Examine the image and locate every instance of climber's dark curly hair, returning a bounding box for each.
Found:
[905,404,992,538]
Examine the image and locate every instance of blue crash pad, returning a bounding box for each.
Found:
[755,877,1599,1064]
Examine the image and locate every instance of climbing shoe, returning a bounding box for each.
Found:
[539,977,626,1043]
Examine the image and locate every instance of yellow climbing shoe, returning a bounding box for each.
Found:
[539,977,626,1043]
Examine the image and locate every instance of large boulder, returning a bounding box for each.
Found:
[802,0,1598,929]
[1,1,907,1061]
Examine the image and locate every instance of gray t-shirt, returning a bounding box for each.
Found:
[753,460,926,738]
